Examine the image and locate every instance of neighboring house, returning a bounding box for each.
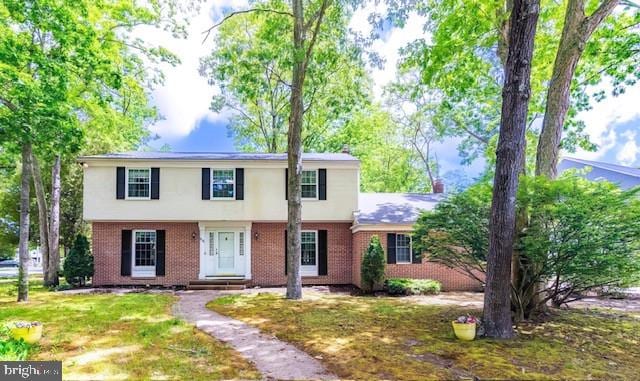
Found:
[79,152,482,291]
[559,157,640,190]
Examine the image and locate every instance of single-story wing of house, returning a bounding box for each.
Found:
[79,151,483,291]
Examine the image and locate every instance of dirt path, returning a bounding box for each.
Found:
[173,290,337,381]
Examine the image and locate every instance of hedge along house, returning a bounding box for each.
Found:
[79,152,483,290]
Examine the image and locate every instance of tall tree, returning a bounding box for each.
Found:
[535,0,620,178]
[286,0,332,299]
[483,0,539,338]
[17,144,32,302]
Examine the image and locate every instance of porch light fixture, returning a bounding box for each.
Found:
[192,232,197,240]
[254,232,259,240]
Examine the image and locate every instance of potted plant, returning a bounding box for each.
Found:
[452,315,478,341]
[9,321,43,344]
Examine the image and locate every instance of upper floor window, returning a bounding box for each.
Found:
[212,169,235,199]
[396,234,412,263]
[301,170,318,199]
[127,168,150,199]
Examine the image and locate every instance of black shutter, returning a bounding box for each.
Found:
[319,169,327,200]
[236,168,244,200]
[121,230,132,276]
[116,167,125,199]
[412,236,422,264]
[387,233,397,264]
[201,168,210,200]
[285,168,288,200]
[284,229,288,275]
[151,168,160,199]
[156,230,165,276]
[318,230,328,276]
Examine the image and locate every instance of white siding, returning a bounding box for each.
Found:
[82,160,359,222]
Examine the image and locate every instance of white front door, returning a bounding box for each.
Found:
[203,230,246,277]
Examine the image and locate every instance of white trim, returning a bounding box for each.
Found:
[198,222,252,280]
[125,167,151,200]
[210,168,235,200]
[131,229,156,277]
[395,233,412,264]
[351,223,414,233]
[300,230,319,276]
[301,169,319,200]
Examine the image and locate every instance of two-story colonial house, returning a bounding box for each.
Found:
[79,152,481,290]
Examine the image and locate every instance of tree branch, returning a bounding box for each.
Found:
[202,8,294,43]
[0,96,18,112]
[585,0,620,34]
[302,0,331,71]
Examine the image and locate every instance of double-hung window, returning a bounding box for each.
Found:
[126,168,151,199]
[300,230,318,276]
[132,230,156,276]
[396,234,412,264]
[301,170,318,199]
[211,169,235,199]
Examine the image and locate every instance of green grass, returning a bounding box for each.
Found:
[0,279,260,380]
[208,291,640,380]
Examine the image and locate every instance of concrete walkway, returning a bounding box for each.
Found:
[173,290,337,380]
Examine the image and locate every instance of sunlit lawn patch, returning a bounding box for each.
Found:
[208,291,640,380]
[0,279,259,380]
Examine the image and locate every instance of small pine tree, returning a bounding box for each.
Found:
[63,234,94,287]
[361,235,386,293]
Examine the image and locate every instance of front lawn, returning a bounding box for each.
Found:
[0,280,260,380]
[208,291,640,380]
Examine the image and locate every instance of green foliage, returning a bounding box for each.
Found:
[360,235,386,292]
[201,0,370,154]
[393,0,639,167]
[0,326,33,360]
[519,176,640,305]
[413,183,492,284]
[63,234,93,287]
[413,176,640,311]
[385,278,441,295]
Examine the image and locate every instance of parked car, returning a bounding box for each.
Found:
[0,259,19,268]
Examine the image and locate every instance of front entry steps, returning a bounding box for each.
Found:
[187,279,249,290]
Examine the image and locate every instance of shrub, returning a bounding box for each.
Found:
[385,278,441,295]
[361,235,386,292]
[63,234,93,287]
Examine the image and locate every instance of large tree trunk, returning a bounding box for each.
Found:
[18,143,33,302]
[286,0,306,300]
[48,155,61,286]
[535,0,618,178]
[483,0,539,338]
[31,153,51,284]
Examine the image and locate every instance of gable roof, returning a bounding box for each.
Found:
[355,193,445,225]
[559,157,640,190]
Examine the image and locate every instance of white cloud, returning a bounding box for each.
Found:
[137,0,247,139]
[349,5,428,98]
[616,130,639,166]
[574,83,640,162]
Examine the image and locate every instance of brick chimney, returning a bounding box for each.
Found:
[341,144,350,154]
[433,178,445,193]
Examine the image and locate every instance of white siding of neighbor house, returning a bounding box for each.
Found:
[82,160,359,222]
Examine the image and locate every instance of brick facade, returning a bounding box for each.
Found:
[352,230,483,291]
[92,222,200,286]
[92,222,481,290]
[250,222,352,286]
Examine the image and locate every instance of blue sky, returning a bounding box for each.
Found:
[144,0,640,179]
